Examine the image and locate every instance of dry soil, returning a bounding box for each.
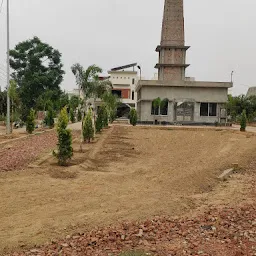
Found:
[0,125,256,254]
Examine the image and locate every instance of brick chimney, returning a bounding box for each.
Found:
[155,0,190,81]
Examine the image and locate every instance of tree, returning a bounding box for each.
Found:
[69,95,79,110]
[71,64,113,107]
[26,109,36,134]
[102,104,109,128]
[240,110,247,132]
[129,108,138,126]
[9,36,65,121]
[102,92,119,123]
[70,108,75,123]
[77,108,82,122]
[53,107,73,166]
[83,109,94,142]
[45,107,55,128]
[8,80,20,132]
[59,92,70,110]
[95,106,104,133]
[226,94,256,122]
[36,89,61,112]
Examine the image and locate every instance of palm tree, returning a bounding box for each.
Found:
[71,64,113,143]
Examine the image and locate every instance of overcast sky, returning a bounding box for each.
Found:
[0,0,255,95]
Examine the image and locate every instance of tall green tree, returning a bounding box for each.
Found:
[129,108,138,126]
[9,36,65,121]
[26,109,36,134]
[53,107,73,166]
[69,95,79,110]
[83,109,94,142]
[240,110,247,132]
[59,92,70,110]
[102,92,119,123]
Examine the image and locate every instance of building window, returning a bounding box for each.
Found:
[151,99,168,116]
[132,91,135,100]
[132,78,135,84]
[200,103,217,117]
[160,99,168,115]
[112,90,122,98]
[209,103,217,116]
[151,103,159,115]
[200,103,208,116]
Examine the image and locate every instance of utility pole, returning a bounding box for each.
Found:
[6,0,11,134]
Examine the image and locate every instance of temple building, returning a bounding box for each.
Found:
[136,0,232,125]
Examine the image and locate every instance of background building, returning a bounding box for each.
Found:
[108,63,139,118]
[246,87,256,97]
[136,0,232,125]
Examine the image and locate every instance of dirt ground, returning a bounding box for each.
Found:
[0,125,256,254]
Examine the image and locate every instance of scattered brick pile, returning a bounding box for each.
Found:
[0,131,57,171]
[9,203,256,256]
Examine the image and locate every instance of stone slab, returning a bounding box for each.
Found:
[218,168,235,181]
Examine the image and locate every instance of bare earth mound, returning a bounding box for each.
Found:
[0,125,256,255]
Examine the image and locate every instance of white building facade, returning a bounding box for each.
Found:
[108,63,139,109]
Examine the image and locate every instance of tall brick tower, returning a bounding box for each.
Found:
[155,0,190,81]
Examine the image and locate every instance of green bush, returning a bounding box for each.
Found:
[83,109,94,142]
[45,107,55,128]
[129,108,138,126]
[109,109,117,123]
[70,108,76,123]
[26,109,36,134]
[53,107,73,166]
[102,105,109,128]
[77,108,82,122]
[96,106,104,133]
[240,109,247,132]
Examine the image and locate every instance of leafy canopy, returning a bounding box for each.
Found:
[9,36,65,119]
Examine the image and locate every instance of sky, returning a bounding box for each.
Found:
[0,0,256,95]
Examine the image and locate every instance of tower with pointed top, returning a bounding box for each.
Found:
[155,0,190,81]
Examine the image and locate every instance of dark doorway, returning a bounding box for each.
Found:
[117,103,131,118]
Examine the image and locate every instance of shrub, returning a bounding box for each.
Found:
[109,109,117,123]
[26,109,36,134]
[77,108,82,122]
[70,108,76,123]
[45,107,55,128]
[129,108,138,126]
[240,109,247,132]
[53,107,73,166]
[83,109,94,142]
[102,105,109,128]
[96,106,104,133]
